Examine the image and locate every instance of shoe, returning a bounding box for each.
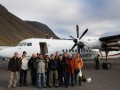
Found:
[8,85,12,89]
[13,85,16,88]
[71,84,74,86]
[43,86,47,88]
[65,86,68,88]
[24,83,28,86]
[19,84,23,87]
[79,84,81,86]
[38,86,41,89]
[49,86,51,88]
[55,86,58,88]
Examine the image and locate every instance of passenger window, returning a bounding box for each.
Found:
[75,49,77,52]
[27,43,32,46]
[69,49,71,52]
[81,50,82,52]
[72,50,74,52]
[66,49,68,52]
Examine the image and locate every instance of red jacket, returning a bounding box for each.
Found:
[67,58,75,74]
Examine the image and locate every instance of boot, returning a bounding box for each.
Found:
[79,77,81,86]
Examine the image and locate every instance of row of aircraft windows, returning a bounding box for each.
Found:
[18,42,32,46]
[62,49,98,53]
[88,38,97,41]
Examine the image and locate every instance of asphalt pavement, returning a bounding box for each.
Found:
[0,59,120,90]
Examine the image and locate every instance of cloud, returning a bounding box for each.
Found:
[0,0,120,38]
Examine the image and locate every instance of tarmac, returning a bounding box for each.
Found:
[0,59,120,90]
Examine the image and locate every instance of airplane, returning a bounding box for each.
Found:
[0,25,120,68]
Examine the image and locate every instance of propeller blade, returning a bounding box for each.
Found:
[70,44,77,51]
[79,28,88,40]
[76,25,79,38]
[70,36,75,39]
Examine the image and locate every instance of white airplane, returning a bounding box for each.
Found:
[0,25,120,62]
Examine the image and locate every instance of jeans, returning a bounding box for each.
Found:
[19,69,27,85]
[31,70,37,85]
[37,73,46,88]
[45,71,50,86]
[59,71,69,87]
[68,73,74,86]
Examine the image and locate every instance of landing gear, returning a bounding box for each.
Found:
[102,50,112,70]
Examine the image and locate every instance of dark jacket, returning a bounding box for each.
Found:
[49,59,58,71]
[58,59,68,72]
[45,57,50,72]
[8,57,19,72]
[28,57,37,71]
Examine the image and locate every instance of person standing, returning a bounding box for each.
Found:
[8,52,20,88]
[45,53,50,86]
[67,54,75,86]
[94,54,100,70]
[28,53,37,86]
[36,54,46,88]
[19,51,29,87]
[54,51,59,83]
[74,53,83,86]
[58,55,69,88]
[49,54,58,87]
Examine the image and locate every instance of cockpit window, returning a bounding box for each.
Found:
[17,42,25,46]
[17,42,32,46]
[27,43,32,46]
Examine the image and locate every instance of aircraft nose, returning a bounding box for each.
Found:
[0,47,16,58]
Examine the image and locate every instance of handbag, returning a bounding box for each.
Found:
[78,69,82,77]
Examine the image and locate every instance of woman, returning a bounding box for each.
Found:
[74,53,83,86]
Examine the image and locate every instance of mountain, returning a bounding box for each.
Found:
[26,21,58,39]
[0,4,59,45]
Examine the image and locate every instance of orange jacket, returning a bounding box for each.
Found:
[67,58,75,74]
[74,58,83,69]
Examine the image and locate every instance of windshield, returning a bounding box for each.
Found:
[17,42,32,46]
[17,42,26,46]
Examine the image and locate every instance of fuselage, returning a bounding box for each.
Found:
[0,38,119,60]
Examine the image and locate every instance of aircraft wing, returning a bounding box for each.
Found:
[99,34,120,51]
[99,34,120,43]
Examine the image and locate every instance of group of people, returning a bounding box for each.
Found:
[7,51,84,89]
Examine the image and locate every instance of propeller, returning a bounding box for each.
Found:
[70,25,88,53]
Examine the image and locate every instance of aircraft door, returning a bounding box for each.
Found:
[39,42,48,56]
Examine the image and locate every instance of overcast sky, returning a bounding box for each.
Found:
[0,0,120,38]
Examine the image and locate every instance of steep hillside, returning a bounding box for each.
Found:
[0,4,58,45]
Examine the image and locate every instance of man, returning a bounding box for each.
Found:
[36,54,46,88]
[19,51,29,87]
[67,54,75,86]
[94,54,100,70]
[28,53,37,86]
[54,51,59,83]
[58,55,69,88]
[8,52,19,88]
[55,51,59,61]
[49,54,58,87]
[44,53,50,86]
[63,52,68,61]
